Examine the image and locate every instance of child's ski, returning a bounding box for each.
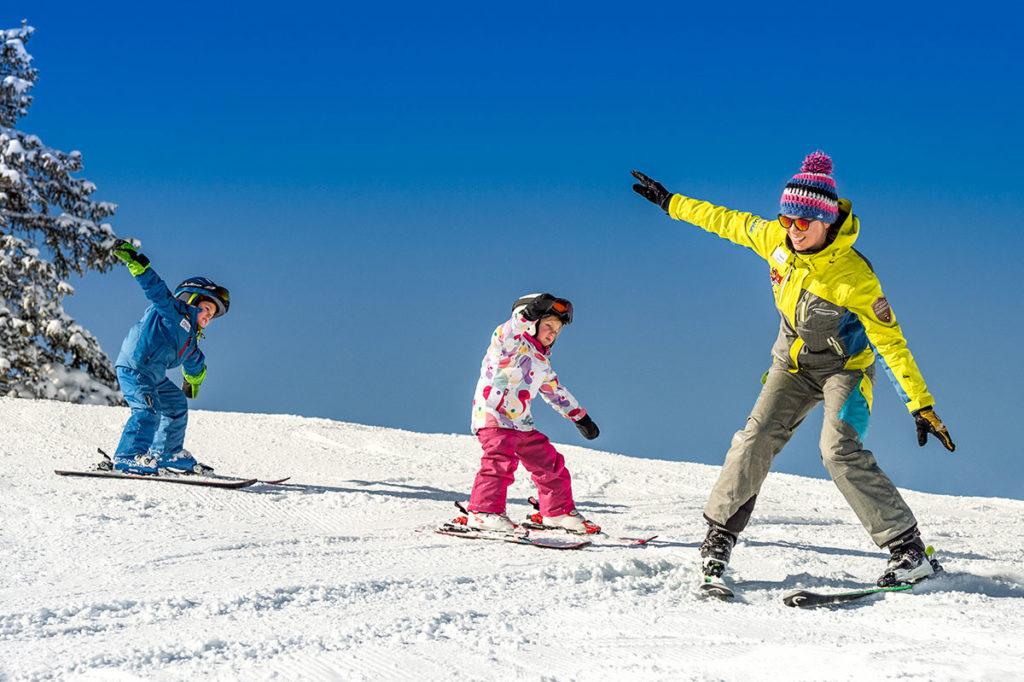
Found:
[433,525,592,550]
[54,469,258,489]
[91,448,290,485]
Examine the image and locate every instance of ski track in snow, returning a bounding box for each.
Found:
[1,397,1023,681]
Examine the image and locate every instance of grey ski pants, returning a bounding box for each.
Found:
[703,362,916,548]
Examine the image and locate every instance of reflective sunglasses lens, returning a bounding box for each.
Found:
[779,214,810,231]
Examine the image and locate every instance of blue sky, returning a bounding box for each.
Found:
[8,2,1022,500]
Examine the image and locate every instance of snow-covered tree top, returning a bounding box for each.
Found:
[0,22,36,128]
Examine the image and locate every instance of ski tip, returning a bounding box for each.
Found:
[782,589,811,607]
[631,535,659,545]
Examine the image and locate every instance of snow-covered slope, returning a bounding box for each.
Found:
[2,397,1022,681]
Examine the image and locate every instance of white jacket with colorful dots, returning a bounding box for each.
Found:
[470,313,586,434]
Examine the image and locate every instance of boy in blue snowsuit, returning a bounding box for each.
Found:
[107,239,230,474]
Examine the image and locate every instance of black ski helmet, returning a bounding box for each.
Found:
[511,293,574,327]
[174,277,230,318]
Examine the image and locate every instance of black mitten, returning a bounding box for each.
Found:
[575,414,599,440]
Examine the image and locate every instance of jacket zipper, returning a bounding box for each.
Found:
[778,268,793,302]
[827,336,845,356]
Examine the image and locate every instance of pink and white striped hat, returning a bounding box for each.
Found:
[780,151,839,224]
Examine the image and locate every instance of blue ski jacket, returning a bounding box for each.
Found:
[115,267,206,381]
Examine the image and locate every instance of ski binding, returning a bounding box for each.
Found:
[783,551,942,608]
[432,502,591,550]
[524,496,657,545]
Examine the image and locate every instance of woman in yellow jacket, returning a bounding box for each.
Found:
[632,151,955,590]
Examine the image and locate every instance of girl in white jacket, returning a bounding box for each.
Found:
[456,293,600,535]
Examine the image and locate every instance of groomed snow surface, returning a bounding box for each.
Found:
[2,397,1022,681]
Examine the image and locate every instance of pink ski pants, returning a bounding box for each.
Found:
[468,427,575,516]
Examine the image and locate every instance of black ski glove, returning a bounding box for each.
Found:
[522,293,559,321]
[575,414,599,440]
[913,406,955,452]
[631,170,673,211]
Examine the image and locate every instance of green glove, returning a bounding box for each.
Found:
[112,239,151,276]
[181,366,207,399]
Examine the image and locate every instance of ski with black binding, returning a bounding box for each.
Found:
[89,448,290,485]
[54,469,259,489]
[783,583,915,607]
[783,554,942,608]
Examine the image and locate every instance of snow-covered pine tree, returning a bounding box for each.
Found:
[1,22,121,405]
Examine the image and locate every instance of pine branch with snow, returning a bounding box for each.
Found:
[0,22,121,405]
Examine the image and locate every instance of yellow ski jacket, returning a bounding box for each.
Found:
[667,194,934,413]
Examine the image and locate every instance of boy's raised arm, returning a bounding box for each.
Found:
[112,239,182,321]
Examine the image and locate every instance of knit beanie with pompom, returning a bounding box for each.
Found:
[780,151,838,224]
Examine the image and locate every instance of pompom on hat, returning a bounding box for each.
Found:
[780,150,839,224]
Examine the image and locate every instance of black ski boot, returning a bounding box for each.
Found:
[698,524,737,599]
[877,527,942,587]
[700,524,736,579]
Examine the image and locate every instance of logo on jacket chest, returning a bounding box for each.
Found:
[180,317,192,333]
[770,267,783,286]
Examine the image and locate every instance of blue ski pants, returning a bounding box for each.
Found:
[115,366,188,456]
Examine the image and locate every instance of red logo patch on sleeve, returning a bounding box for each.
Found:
[872,296,893,323]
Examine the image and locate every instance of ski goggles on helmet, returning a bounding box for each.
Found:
[549,298,573,325]
[778,214,813,232]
